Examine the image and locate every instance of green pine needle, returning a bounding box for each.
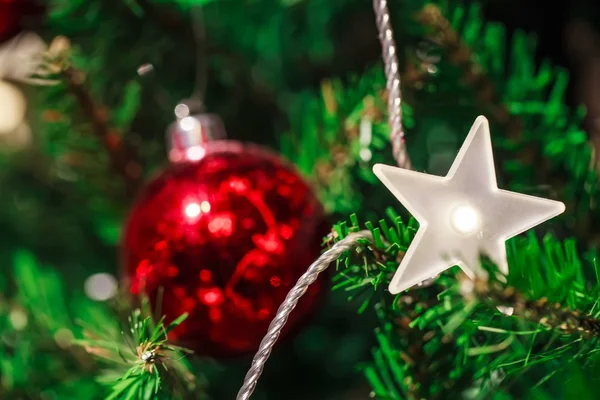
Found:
[78,307,203,400]
[333,210,600,399]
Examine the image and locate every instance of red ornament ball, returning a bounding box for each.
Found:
[122,141,328,357]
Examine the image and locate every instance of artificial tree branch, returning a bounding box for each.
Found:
[415,4,523,140]
[462,273,600,337]
[414,5,580,235]
[314,68,426,189]
[45,37,144,193]
[416,5,600,247]
[61,67,144,193]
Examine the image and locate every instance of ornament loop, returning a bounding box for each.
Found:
[167,113,227,162]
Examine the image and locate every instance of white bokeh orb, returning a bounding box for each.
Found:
[0,80,26,135]
[84,273,118,301]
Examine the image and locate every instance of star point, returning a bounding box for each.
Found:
[375,116,566,294]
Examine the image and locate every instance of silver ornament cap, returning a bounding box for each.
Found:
[167,109,227,163]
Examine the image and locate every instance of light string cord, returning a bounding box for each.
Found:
[235,231,373,400]
[190,7,208,111]
[375,0,441,288]
[175,7,208,117]
[374,0,412,169]
[136,7,208,117]
[236,2,411,398]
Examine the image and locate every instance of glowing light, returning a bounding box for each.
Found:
[179,116,197,131]
[263,238,281,252]
[228,178,249,193]
[449,204,480,234]
[84,273,118,301]
[198,288,224,306]
[186,146,205,161]
[200,201,211,213]
[373,116,566,294]
[254,231,284,254]
[174,103,190,119]
[9,309,27,330]
[185,202,201,218]
[208,214,234,237]
[203,291,220,305]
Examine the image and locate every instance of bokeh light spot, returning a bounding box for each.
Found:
[84,273,118,301]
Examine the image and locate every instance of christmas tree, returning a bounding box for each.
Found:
[1,0,599,399]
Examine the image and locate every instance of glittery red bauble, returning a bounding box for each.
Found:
[0,0,42,42]
[122,141,328,357]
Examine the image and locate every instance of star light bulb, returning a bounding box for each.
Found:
[373,116,566,294]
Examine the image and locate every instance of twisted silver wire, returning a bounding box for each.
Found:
[236,231,373,400]
[374,0,412,170]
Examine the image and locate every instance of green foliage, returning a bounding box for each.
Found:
[0,250,105,399]
[333,211,600,399]
[0,250,202,400]
[280,69,400,214]
[79,307,204,400]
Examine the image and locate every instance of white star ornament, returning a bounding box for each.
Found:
[373,116,566,294]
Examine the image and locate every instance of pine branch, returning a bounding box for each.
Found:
[1,251,105,398]
[330,212,478,399]
[61,66,144,193]
[2,249,203,399]
[461,270,600,338]
[415,2,599,242]
[44,37,144,194]
[415,4,523,140]
[78,306,205,400]
[333,210,600,398]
